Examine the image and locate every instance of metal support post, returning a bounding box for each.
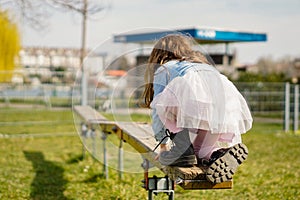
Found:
[143,159,149,190]
[147,176,174,200]
[294,84,299,132]
[223,42,229,66]
[91,127,96,159]
[101,131,109,180]
[285,82,290,132]
[81,123,88,159]
[118,138,123,179]
[141,159,175,200]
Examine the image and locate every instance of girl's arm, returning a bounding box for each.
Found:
[151,66,169,145]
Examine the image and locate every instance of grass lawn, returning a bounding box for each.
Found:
[0,108,299,199]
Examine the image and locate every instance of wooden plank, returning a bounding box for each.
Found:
[176,179,232,190]
[74,105,116,133]
[114,122,164,169]
[74,105,113,125]
[73,105,233,190]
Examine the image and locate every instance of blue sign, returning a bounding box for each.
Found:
[114,27,267,44]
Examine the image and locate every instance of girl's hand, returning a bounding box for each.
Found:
[155,144,168,160]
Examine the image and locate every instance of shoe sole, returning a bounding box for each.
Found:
[206,143,248,184]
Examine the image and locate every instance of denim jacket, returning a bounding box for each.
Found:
[151,60,218,143]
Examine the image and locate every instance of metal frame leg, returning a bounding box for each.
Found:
[101,132,108,180]
[142,159,175,200]
[118,138,123,179]
[91,127,96,159]
[81,123,88,159]
[148,190,153,200]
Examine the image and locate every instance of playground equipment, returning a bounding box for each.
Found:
[74,105,232,199]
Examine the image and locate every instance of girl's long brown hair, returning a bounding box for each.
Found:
[141,34,211,108]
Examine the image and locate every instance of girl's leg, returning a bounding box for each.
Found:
[158,129,196,166]
[192,129,221,160]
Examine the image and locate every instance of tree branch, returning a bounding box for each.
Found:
[0,0,108,30]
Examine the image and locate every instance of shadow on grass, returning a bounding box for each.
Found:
[83,173,106,183]
[24,151,69,200]
[66,154,84,164]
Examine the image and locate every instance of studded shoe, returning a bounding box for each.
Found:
[206,143,249,184]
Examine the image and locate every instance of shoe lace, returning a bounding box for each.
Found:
[208,148,228,165]
[153,129,174,152]
[198,158,210,166]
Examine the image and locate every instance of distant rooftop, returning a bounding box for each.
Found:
[113,27,267,44]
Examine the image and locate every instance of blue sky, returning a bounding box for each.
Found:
[20,0,300,64]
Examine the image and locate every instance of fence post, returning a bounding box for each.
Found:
[294,84,299,132]
[284,82,290,132]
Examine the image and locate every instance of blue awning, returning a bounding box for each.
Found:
[114,27,267,44]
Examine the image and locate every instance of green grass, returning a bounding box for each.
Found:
[0,108,75,135]
[0,108,299,199]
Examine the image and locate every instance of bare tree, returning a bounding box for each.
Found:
[46,0,110,105]
[1,0,110,64]
[1,0,111,105]
[48,0,110,105]
[0,0,50,30]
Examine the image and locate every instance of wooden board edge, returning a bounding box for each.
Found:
[179,179,233,190]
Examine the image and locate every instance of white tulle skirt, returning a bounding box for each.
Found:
[151,69,253,145]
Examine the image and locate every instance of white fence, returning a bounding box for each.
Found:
[236,82,299,132]
[1,77,299,131]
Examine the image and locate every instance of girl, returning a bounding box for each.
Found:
[142,34,252,183]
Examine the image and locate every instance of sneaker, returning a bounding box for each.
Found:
[206,143,248,184]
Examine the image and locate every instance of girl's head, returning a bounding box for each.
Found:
[141,34,211,108]
[148,34,210,65]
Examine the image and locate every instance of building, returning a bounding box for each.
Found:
[19,47,82,69]
[113,27,267,74]
[16,47,107,84]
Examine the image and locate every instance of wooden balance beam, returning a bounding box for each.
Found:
[74,105,232,190]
